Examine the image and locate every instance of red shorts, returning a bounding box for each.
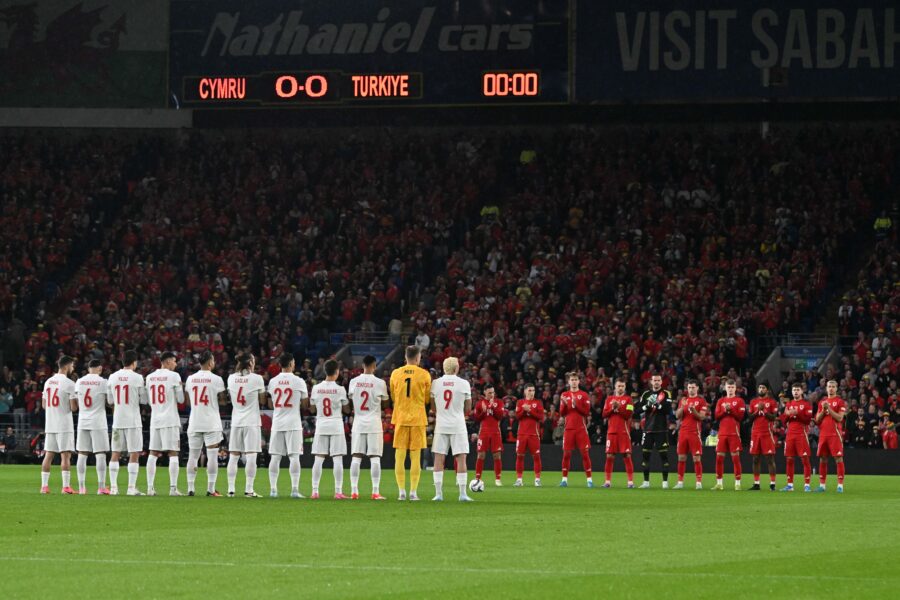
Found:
[677,431,703,456]
[516,435,540,455]
[784,435,811,458]
[477,431,502,453]
[716,434,742,454]
[749,431,776,455]
[817,436,844,458]
[605,432,631,454]
[563,428,591,451]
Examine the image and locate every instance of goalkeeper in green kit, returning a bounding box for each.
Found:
[636,374,673,489]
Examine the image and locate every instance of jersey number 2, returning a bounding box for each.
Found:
[359,391,369,411]
[273,388,294,408]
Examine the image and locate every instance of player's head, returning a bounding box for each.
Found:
[87,358,103,375]
[650,374,662,391]
[279,352,295,372]
[324,359,339,380]
[724,378,736,397]
[123,349,138,369]
[199,351,215,370]
[57,355,75,375]
[686,379,699,397]
[405,345,421,366]
[442,356,459,375]
[483,384,495,400]
[236,352,255,374]
[792,383,803,400]
[524,383,535,399]
[826,379,838,396]
[567,372,580,390]
[363,355,378,374]
[614,377,626,395]
[160,351,177,370]
[757,383,769,397]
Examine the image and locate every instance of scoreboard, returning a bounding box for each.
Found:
[169,0,570,108]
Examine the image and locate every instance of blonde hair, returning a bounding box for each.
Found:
[443,356,459,375]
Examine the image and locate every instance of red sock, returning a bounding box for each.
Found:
[819,460,828,484]
[534,454,542,479]
[493,457,502,480]
[624,455,634,482]
[562,451,571,477]
[515,455,524,479]
[580,449,592,478]
[753,462,760,481]
[693,460,703,483]
[837,462,845,484]
[475,457,484,480]
[677,459,686,482]
[732,455,742,481]
[604,456,614,482]
[786,459,794,484]
[715,454,724,479]
[802,457,811,484]
[769,467,776,485]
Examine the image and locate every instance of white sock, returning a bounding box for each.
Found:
[146,455,158,491]
[206,449,218,492]
[41,471,50,487]
[350,457,362,494]
[168,456,179,490]
[269,456,280,492]
[716,478,723,485]
[62,470,71,488]
[333,461,344,495]
[561,476,567,482]
[187,448,200,492]
[433,470,444,495]
[227,454,239,494]
[96,454,107,488]
[370,457,381,495]
[76,454,88,489]
[312,456,324,494]
[244,454,257,493]
[127,462,139,490]
[109,461,120,489]
[289,456,301,492]
[456,472,468,496]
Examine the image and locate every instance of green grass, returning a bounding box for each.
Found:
[1,465,898,599]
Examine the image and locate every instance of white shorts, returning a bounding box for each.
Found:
[432,432,469,456]
[351,431,383,457]
[111,427,142,453]
[188,431,223,450]
[312,432,347,457]
[76,429,109,453]
[45,432,75,453]
[269,430,303,457]
[229,426,261,454]
[149,426,181,452]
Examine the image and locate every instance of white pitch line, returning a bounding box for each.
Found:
[0,556,892,583]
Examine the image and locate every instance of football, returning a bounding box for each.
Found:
[469,479,485,493]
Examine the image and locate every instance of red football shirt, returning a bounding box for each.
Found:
[714,396,746,436]
[560,390,591,432]
[602,394,633,434]
[783,399,813,436]
[678,396,708,436]
[474,399,505,435]
[818,396,847,438]
[515,399,545,437]
[749,397,778,435]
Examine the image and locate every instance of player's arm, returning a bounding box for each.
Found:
[714,400,726,420]
[575,396,591,417]
[765,404,778,421]
[674,399,685,419]
[106,382,114,406]
[515,401,525,420]
[138,384,149,406]
[342,395,351,415]
[69,392,79,413]
[474,400,485,420]
[814,403,826,424]
[799,404,813,424]
[622,399,634,420]
[464,394,472,415]
[601,398,614,419]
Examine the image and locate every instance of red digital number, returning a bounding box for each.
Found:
[275,74,328,99]
[482,72,539,97]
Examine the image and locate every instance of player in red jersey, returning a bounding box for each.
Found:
[815,379,847,493]
[781,382,814,492]
[514,383,545,487]
[675,380,708,490]
[559,372,593,488]
[601,378,634,488]
[473,385,505,487]
[748,383,779,490]
[713,379,746,491]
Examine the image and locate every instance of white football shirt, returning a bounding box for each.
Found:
[107,369,146,429]
[431,374,471,435]
[146,368,183,430]
[268,372,308,433]
[43,373,75,434]
[309,381,348,435]
[185,370,225,433]
[227,372,265,428]
[348,373,388,434]
[74,373,108,431]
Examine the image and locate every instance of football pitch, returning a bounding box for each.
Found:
[1,466,898,599]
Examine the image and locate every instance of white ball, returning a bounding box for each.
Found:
[468,479,485,493]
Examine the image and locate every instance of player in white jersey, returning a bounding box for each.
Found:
[145,351,185,496]
[40,356,77,494]
[185,351,227,496]
[430,357,474,502]
[107,350,147,496]
[226,353,266,498]
[348,355,389,500]
[74,359,110,495]
[267,353,308,498]
[305,359,350,499]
